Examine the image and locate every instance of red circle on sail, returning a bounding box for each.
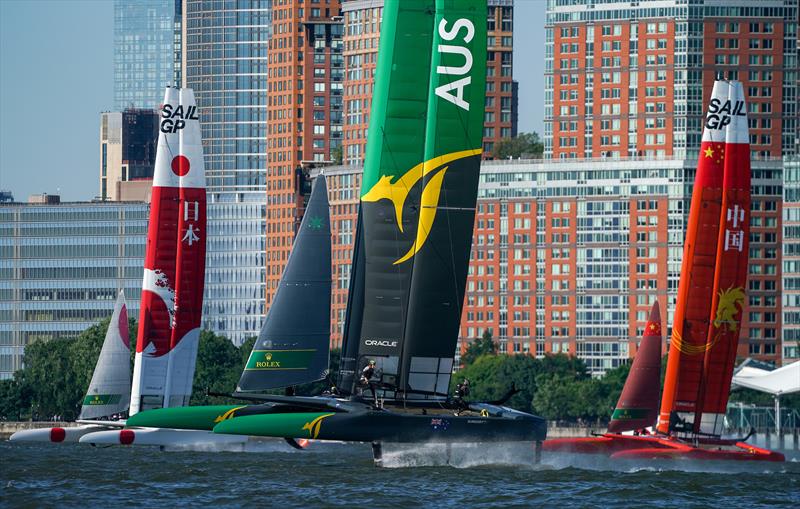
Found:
[171,155,190,176]
[50,427,66,442]
[120,429,135,445]
[118,305,130,348]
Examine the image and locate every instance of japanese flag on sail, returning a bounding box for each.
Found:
[131,87,206,415]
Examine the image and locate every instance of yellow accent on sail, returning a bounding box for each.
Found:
[361,148,481,264]
[672,286,745,355]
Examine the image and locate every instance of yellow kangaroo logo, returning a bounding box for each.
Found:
[361,148,481,265]
[713,286,745,331]
[302,413,335,439]
[213,406,245,423]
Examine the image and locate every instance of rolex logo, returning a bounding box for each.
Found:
[265,353,272,361]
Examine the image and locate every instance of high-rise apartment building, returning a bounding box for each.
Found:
[782,156,800,362]
[182,0,272,343]
[264,0,344,305]
[340,0,518,165]
[484,0,516,153]
[114,0,181,110]
[320,155,790,374]
[99,109,159,202]
[544,0,798,159]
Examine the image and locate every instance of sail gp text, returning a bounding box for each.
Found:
[705,98,746,130]
[160,104,200,133]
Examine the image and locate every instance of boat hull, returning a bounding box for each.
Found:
[78,427,249,449]
[543,433,784,462]
[214,407,547,444]
[9,424,109,443]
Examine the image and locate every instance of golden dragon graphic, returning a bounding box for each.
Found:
[672,286,745,355]
[361,148,481,265]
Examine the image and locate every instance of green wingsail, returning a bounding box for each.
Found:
[355,0,488,394]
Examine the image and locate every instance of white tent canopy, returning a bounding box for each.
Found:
[732,360,800,396]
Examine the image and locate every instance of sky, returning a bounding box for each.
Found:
[0,0,546,202]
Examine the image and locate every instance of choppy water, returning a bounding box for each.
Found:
[1,440,798,508]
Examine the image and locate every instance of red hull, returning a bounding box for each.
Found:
[543,434,784,462]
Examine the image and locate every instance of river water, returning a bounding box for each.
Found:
[1,440,798,507]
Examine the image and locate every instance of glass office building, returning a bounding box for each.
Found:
[114,0,181,110]
[183,0,272,343]
[0,202,148,380]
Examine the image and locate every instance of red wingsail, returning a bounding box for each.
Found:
[658,81,750,436]
[131,87,206,414]
[693,81,750,435]
[607,301,662,433]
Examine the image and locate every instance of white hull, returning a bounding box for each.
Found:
[9,424,111,443]
[79,428,251,451]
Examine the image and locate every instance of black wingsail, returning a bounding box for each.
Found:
[238,176,332,391]
[337,206,366,395]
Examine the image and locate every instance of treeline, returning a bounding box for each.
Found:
[456,332,633,424]
[0,317,261,421]
[457,332,799,424]
[1,319,795,423]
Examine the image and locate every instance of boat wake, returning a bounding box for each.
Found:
[378,442,550,469]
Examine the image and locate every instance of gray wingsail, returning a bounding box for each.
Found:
[238,175,332,390]
[79,290,132,419]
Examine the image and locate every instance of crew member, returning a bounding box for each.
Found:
[359,359,379,407]
[453,378,470,415]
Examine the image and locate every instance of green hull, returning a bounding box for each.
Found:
[126,405,249,430]
[213,407,547,444]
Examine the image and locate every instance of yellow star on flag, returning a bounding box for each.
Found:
[704,146,714,158]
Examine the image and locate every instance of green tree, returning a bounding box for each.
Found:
[492,132,544,159]
[330,146,343,165]
[190,330,245,405]
[461,329,497,367]
[0,379,27,420]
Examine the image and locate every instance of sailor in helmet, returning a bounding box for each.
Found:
[453,378,470,415]
[359,359,379,407]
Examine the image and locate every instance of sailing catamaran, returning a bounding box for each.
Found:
[119,0,547,463]
[210,0,547,461]
[80,86,208,447]
[114,174,333,449]
[10,291,131,443]
[545,80,783,462]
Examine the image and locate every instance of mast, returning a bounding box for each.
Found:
[397,0,487,395]
[79,290,132,420]
[130,87,206,414]
[693,81,750,435]
[657,81,750,436]
[238,175,332,391]
[353,0,487,400]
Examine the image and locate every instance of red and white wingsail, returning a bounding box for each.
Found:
[130,87,206,415]
[658,81,750,437]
